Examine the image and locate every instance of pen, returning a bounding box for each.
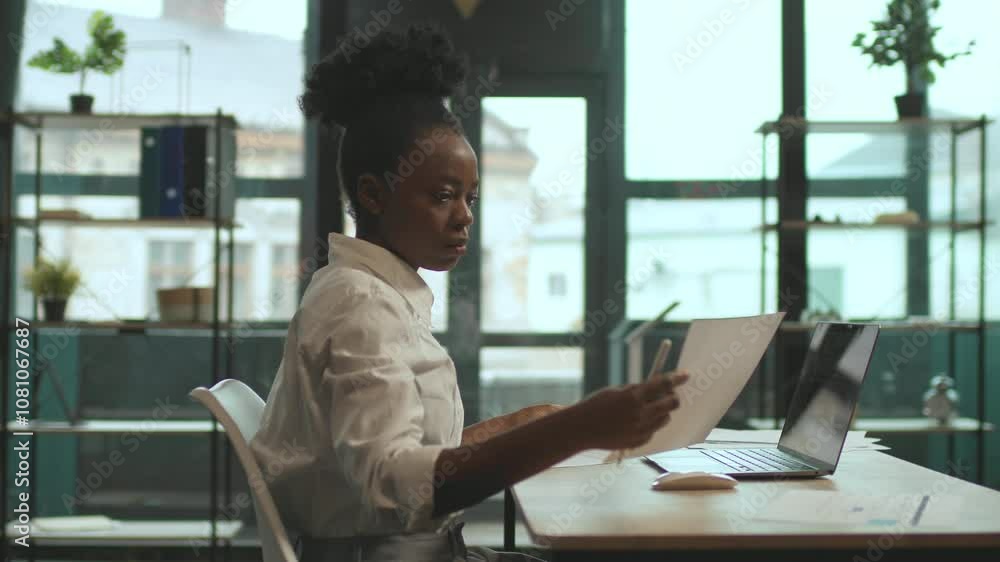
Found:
[611,338,673,464]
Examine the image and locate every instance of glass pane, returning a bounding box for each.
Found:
[805,197,908,320]
[479,347,584,419]
[625,0,781,180]
[928,3,1000,321]
[625,198,777,320]
[480,97,586,333]
[805,0,909,180]
[420,269,449,332]
[231,197,301,321]
[805,0,900,122]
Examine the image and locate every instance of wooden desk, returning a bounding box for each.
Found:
[512,451,1000,561]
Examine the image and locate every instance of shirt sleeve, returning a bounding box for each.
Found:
[307,281,445,531]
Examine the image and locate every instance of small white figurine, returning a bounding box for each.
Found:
[922,374,959,424]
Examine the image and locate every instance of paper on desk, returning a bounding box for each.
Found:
[755,491,962,528]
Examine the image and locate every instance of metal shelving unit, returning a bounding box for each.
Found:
[1,109,238,561]
[756,116,992,480]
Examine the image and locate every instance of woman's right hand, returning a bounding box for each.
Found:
[571,371,689,451]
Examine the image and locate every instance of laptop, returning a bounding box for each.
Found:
[647,322,880,478]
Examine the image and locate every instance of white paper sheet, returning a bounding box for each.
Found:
[611,313,786,459]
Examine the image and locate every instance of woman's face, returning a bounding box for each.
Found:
[377,129,480,272]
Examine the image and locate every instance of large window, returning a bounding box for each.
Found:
[625,0,782,180]
[625,198,778,320]
[480,97,586,332]
[806,0,998,321]
[15,0,307,322]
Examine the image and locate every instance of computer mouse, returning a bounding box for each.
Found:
[651,471,738,491]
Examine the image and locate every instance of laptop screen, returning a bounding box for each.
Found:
[777,323,880,470]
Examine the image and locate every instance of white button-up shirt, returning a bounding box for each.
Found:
[250,232,464,538]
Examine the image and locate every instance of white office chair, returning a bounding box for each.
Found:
[190,379,298,562]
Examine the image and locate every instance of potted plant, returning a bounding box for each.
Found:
[25,258,82,322]
[852,0,974,118]
[27,10,126,114]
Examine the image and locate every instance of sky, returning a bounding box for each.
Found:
[625,0,998,180]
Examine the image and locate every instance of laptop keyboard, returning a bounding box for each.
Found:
[701,448,815,473]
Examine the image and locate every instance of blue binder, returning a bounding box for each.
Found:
[159,126,185,217]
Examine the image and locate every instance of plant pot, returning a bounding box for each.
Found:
[42,299,68,322]
[894,93,926,119]
[70,94,94,114]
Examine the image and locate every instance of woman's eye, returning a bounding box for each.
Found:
[435,192,452,202]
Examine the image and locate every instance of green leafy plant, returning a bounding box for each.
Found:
[25,258,82,300]
[27,10,126,95]
[852,0,974,93]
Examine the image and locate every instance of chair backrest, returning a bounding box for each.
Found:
[190,379,298,562]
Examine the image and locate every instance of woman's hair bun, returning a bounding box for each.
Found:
[300,22,468,128]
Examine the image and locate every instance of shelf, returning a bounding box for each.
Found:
[6,216,237,229]
[780,321,983,333]
[4,519,242,546]
[2,111,238,130]
[756,117,992,136]
[757,220,991,232]
[748,417,995,434]
[7,320,235,333]
[6,419,223,434]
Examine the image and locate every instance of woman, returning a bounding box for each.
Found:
[250,23,688,562]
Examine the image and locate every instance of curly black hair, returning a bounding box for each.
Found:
[300,22,469,225]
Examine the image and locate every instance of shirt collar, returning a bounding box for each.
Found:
[327,232,434,325]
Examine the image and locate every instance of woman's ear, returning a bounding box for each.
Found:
[356,174,389,216]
